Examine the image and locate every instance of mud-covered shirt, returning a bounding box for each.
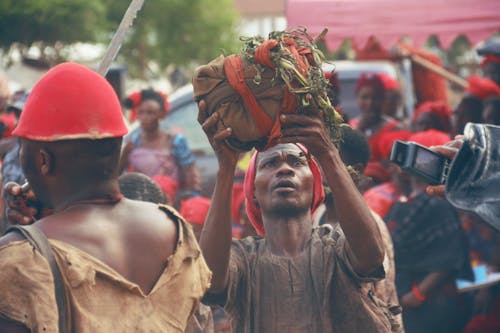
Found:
[205,225,395,333]
[0,205,212,333]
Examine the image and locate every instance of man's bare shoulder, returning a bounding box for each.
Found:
[120,199,178,238]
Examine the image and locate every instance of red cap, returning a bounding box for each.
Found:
[408,129,450,148]
[179,196,211,225]
[377,130,412,159]
[151,175,178,203]
[13,62,127,141]
[413,101,452,132]
[378,73,400,91]
[466,75,500,101]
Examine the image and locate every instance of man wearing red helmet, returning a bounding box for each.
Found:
[0,63,211,332]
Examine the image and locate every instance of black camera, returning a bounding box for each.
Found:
[390,140,451,185]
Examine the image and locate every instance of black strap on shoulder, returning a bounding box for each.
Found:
[5,225,72,333]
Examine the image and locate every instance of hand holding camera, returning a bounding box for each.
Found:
[390,140,452,185]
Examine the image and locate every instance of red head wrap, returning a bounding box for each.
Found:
[355,73,385,95]
[13,62,127,141]
[151,175,178,203]
[377,130,412,160]
[408,129,450,148]
[466,75,500,101]
[413,101,452,132]
[243,143,325,237]
[481,55,500,67]
[125,90,170,122]
[378,73,400,91]
[179,196,211,225]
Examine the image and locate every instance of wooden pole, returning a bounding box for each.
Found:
[408,53,468,89]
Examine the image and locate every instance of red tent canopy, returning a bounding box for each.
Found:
[286,0,500,50]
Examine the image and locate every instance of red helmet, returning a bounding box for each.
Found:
[13,62,127,141]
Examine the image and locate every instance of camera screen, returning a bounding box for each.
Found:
[414,148,443,179]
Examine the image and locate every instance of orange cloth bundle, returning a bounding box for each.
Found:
[193,29,341,151]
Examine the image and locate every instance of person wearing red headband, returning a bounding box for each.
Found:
[119,89,201,202]
[0,63,211,332]
[198,97,392,332]
[412,101,452,134]
[124,89,170,123]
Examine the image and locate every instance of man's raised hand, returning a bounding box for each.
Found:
[198,100,240,170]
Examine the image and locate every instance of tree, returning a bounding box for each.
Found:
[0,0,106,65]
[0,0,240,77]
[108,0,240,77]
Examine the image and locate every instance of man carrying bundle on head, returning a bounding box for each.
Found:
[194,29,398,333]
[0,63,211,332]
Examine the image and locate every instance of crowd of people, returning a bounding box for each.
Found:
[0,38,498,333]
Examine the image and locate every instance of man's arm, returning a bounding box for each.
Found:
[400,272,450,308]
[198,103,240,293]
[199,164,235,292]
[317,147,385,275]
[279,111,384,276]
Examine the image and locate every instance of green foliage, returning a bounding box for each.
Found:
[109,0,240,75]
[0,0,240,76]
[0,0,106,48]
